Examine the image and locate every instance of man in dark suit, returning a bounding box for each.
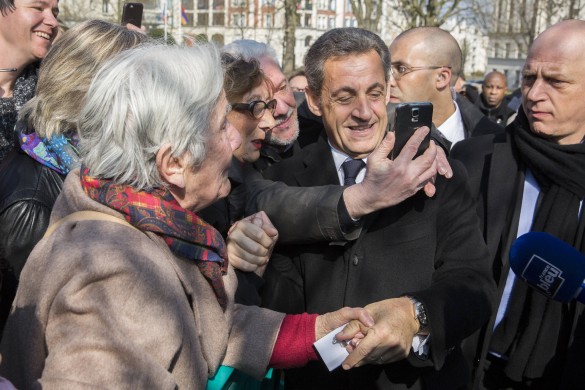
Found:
[388,27,503,149]
[260,27,495,390]
[451,20,585,389]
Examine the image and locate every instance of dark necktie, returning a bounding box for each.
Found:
[341,159,365,186]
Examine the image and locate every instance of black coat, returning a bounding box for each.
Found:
[474,94,517,126]
[0,148,65,335]
[261,135,496,390]
[451,128,585,389]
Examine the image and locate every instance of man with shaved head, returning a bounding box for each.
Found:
[389,27,502,148]
[451,20,585,389]
[476,71,516,125]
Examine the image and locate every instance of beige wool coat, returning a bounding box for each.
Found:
[0,169,285,389]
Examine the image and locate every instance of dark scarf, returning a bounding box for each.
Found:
[80,166,229,310]
[490,108,585,383]
[0,65,37,162]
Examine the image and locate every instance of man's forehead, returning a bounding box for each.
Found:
[486,74,505,84]
[259,57,285,84]
[522,56,568,75]
[390,39,428,63]
[321,59,386,97]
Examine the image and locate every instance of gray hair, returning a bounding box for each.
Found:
[304,28,390,98]
[78,44,224,190]
[222,39,279,64]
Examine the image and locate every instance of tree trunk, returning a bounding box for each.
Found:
[282,0,298,74]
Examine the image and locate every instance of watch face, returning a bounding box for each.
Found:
[415,302,428,328]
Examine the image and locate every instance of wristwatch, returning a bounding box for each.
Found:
[407,296,428,334]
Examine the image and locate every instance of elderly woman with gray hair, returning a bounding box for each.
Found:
[0,20,149,336]
[0,44,372,388]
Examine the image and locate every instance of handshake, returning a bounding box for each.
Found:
[226,213,426,370]
[314,297,423,370]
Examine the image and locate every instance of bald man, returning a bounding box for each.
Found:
[475,71,516,125]
[389,27,503,148]
[451,20,585,389]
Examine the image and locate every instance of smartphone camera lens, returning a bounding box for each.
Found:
[412,108,419,117]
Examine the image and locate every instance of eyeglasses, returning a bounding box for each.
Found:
[231,99,277,119]
[390,63,452,80]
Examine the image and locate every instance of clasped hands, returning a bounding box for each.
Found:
[226,218,421,370]
[316,297,420,370]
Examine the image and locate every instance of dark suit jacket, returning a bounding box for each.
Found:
[453,129,585,389]
[451,130,522,260]
[450,130,585,388]
[262,135,496,390]
[451,130,530,388]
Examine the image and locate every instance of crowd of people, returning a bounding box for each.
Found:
[0,0,584,389]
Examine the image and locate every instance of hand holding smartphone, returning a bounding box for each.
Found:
[121,2,143,28]
[389,102,433,160]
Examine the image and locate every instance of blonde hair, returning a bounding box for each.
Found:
[19,19,150,139]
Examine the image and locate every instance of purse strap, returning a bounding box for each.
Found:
[43,210,139,239]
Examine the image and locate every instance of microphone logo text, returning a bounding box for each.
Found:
[521,255,565,298]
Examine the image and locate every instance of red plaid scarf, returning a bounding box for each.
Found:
[80,166,229,310]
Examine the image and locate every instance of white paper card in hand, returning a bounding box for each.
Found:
[313,324,349,371]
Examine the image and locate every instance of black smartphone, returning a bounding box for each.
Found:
[121,2,143,28]
[390,102,433,159]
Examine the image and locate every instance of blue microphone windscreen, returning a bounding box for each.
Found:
[509,232,585,303]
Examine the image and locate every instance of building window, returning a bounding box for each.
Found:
[212,12,224,25]
[304,0,312,10]
[328,16,334,29]
[304,14,312,27]
[231,0,246,6]
[232,13,246,26]
[102,0,109,13]
[518,43,525,59]
[198,0,209,9]
[197,12,209,25]
[213,0,225,9]
[212,34,224,47]
[329,0,335,10]
[265,13,272,27]
[305,36,312,47]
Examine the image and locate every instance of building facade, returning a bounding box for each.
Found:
[59,0,580,86]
